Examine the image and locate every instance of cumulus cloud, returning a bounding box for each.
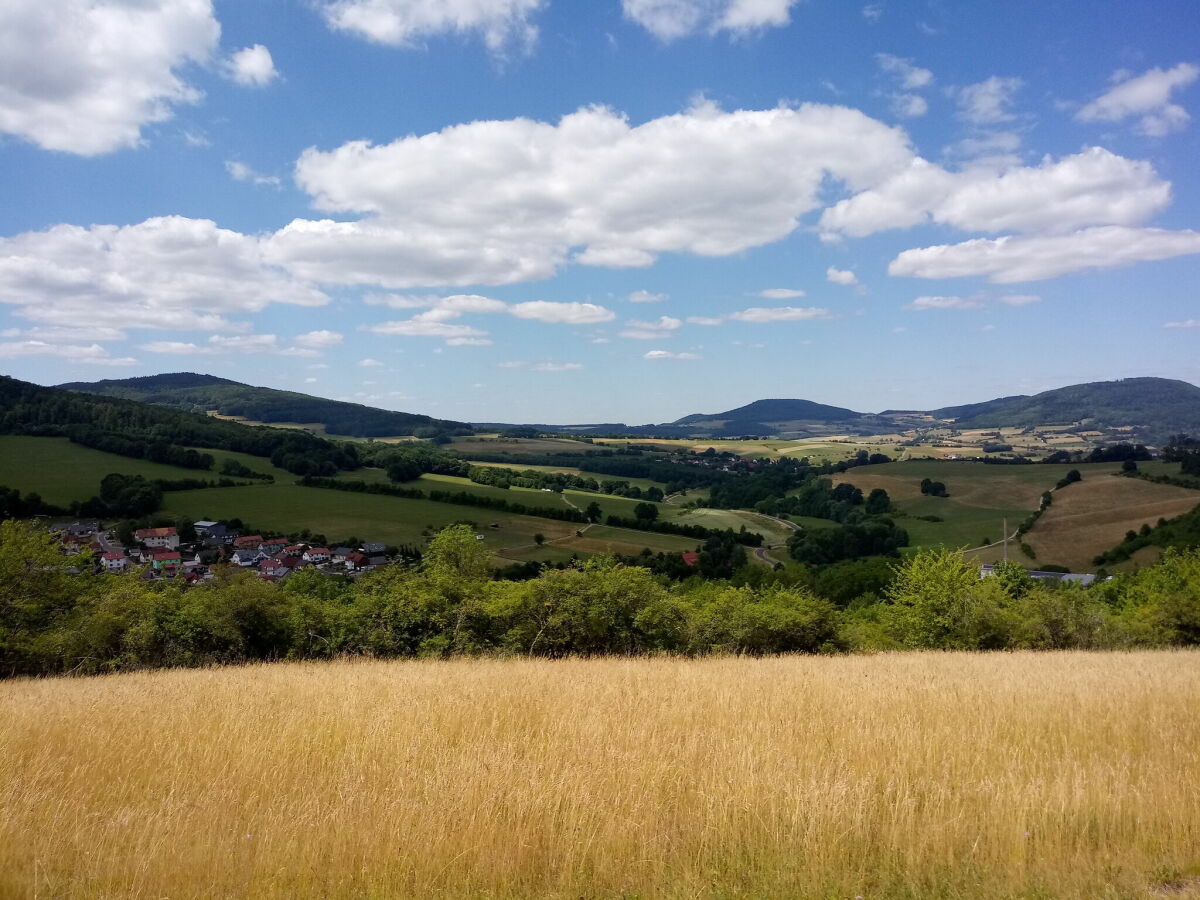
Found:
[293,330,344,348]
[826,266,858,285]
[358,357,384,366]
[508,301,615,324]
[687,316,724,325]
[728,306,831,322]
[620,315,683,339]
[999,294,1040,306]
[0,217,327,334]
[319,0,544,54]
[956,76,1023,124]
[1164,319,1200,329]
[0,340,136,365]
[889,226,1200,283]
[226,45,279,87]
[821,148,1170,238]
[904,296,983,311]
[758,288,806,299]
[273,102,914,287]
[876,53,932,118]
[0,0,219,155]
[365,316,489,340]
[622,0,798,40]
[1076,64,1199,136]
[628,289,667,303]
[225,160,281,187]
[644,349,700,360]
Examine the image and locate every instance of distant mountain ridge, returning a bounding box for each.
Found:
[58,373,469,439]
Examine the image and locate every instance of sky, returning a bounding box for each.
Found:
[1,0,1199,425]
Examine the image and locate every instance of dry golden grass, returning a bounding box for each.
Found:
[3,653,1200,899]
[1024,478,1200,571]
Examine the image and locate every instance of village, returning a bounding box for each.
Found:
[49,518,395,584]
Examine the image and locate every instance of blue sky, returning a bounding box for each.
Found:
[1,0,1198,425]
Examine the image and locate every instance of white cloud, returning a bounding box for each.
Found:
[904,296,984,311]
[622,0,798,40]
[628,289,667,303]
[225,160,281,187]
[446,337,493,346]
[304,377,318,383]
[141,341,210,354]
[274,102,915,287]
[293,330,344,348]
[644,349,700,360]
[1164,319,1200,329]
[365,318,489,340]
[531,362,583,371]
[889,226,1200,283]
[319,0,545,54]
[862,4,883,23]
[956,76,1023,124]
[821,148,1171,237]
[890,94,928,118]
[1077,64,1199,136]
[758,288,806,299]
[226,45,279,87]
[0,0,219,155]
[728,306,831,322]
[1,325,126,343]
[358,357,384,366]
[826,266,858,286]
[0,217,327,333]
[999,294,1040,306]
[876,53,932,90]
[508,301,615,324]
[620,315,683,339]
[498,361,527,368]
[687,316,724,325]
[0,340,136,365]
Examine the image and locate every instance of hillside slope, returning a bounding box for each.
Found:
[58,373,469,438]
[675,398,862,427]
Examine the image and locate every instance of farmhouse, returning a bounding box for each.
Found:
[135,527,179,550]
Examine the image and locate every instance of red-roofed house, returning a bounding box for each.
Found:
[135,527,179,550]
[303,547,331,563]
[101,552,129,572]
[233,535,264,550]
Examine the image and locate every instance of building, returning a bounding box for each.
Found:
[233,535,264,551]
[362,542,387,555]
[135,527,179,550]
[101,552,129,572]
[259,539,287,557]
[303,547,331,563]
[231,548,268,567]
[980,565,1103,587]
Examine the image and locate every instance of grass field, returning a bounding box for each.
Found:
[3,652,1198,899]
[971,475,1200,571]
[836,460,1124,550]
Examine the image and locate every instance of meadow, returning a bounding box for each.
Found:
[2,652,1198,899]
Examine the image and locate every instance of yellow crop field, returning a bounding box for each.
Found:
[3,653,1199,899]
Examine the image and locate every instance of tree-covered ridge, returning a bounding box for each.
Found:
[931,378,1200,436]
[0,375,359,476]
[674,398,863,427]
[57,372,471,438]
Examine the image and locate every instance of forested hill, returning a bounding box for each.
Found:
[58,372,470,438]
[929,378,1200,435]
[0,376,358,475]
[675,398,863,426]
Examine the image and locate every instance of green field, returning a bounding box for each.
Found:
[0,436,244,506]
[836,460,1124,550]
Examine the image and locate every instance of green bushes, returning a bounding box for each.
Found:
[4,521,1200,677]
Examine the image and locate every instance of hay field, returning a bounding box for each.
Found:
[1015,476,1199,571]
[3,653,1199,899]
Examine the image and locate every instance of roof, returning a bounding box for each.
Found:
[233,535,264,547]
[136,527,176,538]
[102,552,126,561]
[681,552,700,566]
[346,551,369,565]
[333,547,353,555]
[363,542,387,553]
[306,547,330,554]
[194,521,219,528]
[152,550,182,561]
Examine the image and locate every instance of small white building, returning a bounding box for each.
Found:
[135,527,179,550]
[101,552,129,572]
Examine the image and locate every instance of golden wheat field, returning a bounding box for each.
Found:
[3,653,1200,899]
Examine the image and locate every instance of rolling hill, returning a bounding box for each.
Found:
[58,373,470,439]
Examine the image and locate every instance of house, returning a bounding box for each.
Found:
[233,535,264,551]
[101,552,129,573]
[366,554,388,569]
[150,550,182,572]
[303,547,331,563]
[332,547,354,563]
[362,542,387,555]
[344,551,370,572]
[231,548,268,567]
[284,544,306,557]
[681,552,700,567]
[136,527,179,550]
[194,521,227,540]
[259,539,287,557]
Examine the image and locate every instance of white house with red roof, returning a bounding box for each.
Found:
[135,527,179,550]
[101,552,129,572]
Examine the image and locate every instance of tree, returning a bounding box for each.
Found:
[633,502,659,522]
[584,501,602,522]
[534,533,545,546]
[864,488,891,515]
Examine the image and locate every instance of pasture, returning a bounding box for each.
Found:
[836,460,1124,550]
[3,652,1198,899]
